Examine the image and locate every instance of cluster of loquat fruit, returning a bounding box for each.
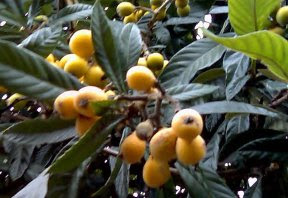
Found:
[116,0,190,25]
[46,29,107,89]
[269,4,288,36]
[53,31,206,188]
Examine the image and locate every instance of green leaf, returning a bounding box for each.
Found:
[2,117,75,145]
[49,4,92,25]
[0,40,83,100]
[223,52,250,100]
[167,84,219,101]
[244,177,262,198]
[120,24,142,69]
[203,29,288,82]
[91,100,118,116]
[175,163,236,198]
[12,170,49,198]
[19,26,62,57]
[192,68,225,84]
[48,114,124,173]
[3,142,35,180]
[0,4,26,27]
[192,101,279,117]
[159,39,226,88]
[225,114,250,142]
[223,133,288,169]
[228,0,281,35]
[91,1,128,92]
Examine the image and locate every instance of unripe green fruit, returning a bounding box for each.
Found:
[117,2,135,17]
[147,53,164,71]
[276,6,288,26]
[175,0,189,8]
[156,9,166,21]
[177,5,190,17]
[136,119,154,140]
[269,26,285,36]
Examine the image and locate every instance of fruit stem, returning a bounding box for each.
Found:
[116,95,149,101]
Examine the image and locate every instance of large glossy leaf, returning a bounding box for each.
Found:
[223,51,250,100]
[2,117,75,145]
[0,3,26,27]
[3,141,35,180]
[19,26,62,57]
[192,68,225,84]
[0,40,83,100]
[192,101,279,117]
[225,114,250,142]
[166,84,219,101]
[223,133,288,169]
[49,4,92,25]
[91,1,128,92]
[228,0,281,35]
[13,171,49,198]
[203,29,288,82]
[48,114,124,173]
[120,24,142,69]
[159,39,226,88]
[175,163,236,198]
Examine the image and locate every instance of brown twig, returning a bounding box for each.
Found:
[148,0,174,29]
[269,89,288,107]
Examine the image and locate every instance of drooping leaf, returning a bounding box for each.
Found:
[48,114,125,173]
[167,84,219,101]
[159,39,226,88]
[225,114,250,142]
[12,171,49,198]
[192,68,225,84]
[203,29,288,82]
[222,133,288,169]
[223,51,250,100]
[175,163,236,198]
[120,24,142,69]
[91,1,127,92]
[0,3,26,27]
[3,141,35,180]
[49,4,92,25]
[228,0,281,35]
[192,101,279,117]
[0,40,83,100]
[2,117,75,145]
[19,26,62,57]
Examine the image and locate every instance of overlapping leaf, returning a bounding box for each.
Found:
[203,29,288,82]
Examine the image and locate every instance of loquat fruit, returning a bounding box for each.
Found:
[137,57,147,66]
[171,108,203,141]
[69,29,94,59]
[276,6,288,26]
[59,54,77,69]
[177,5,190,17]
[147,53,164,71]
[83,66,106,88]
[123,13,138,24]
[73,86,108,117]
[269,26,285,35]
[116,2,135,17]
[126,66,156,92]
[75,115,99,136]
[54,90,78,119]
[175,0,189,8]
[120,132,146,164]
[150,0,163,6]
[149,128,177,161]
[64,55,89,78]
[136,119,154,140]
[46,54,55,63]
[176,136,206,165]
[143,156,171,188]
